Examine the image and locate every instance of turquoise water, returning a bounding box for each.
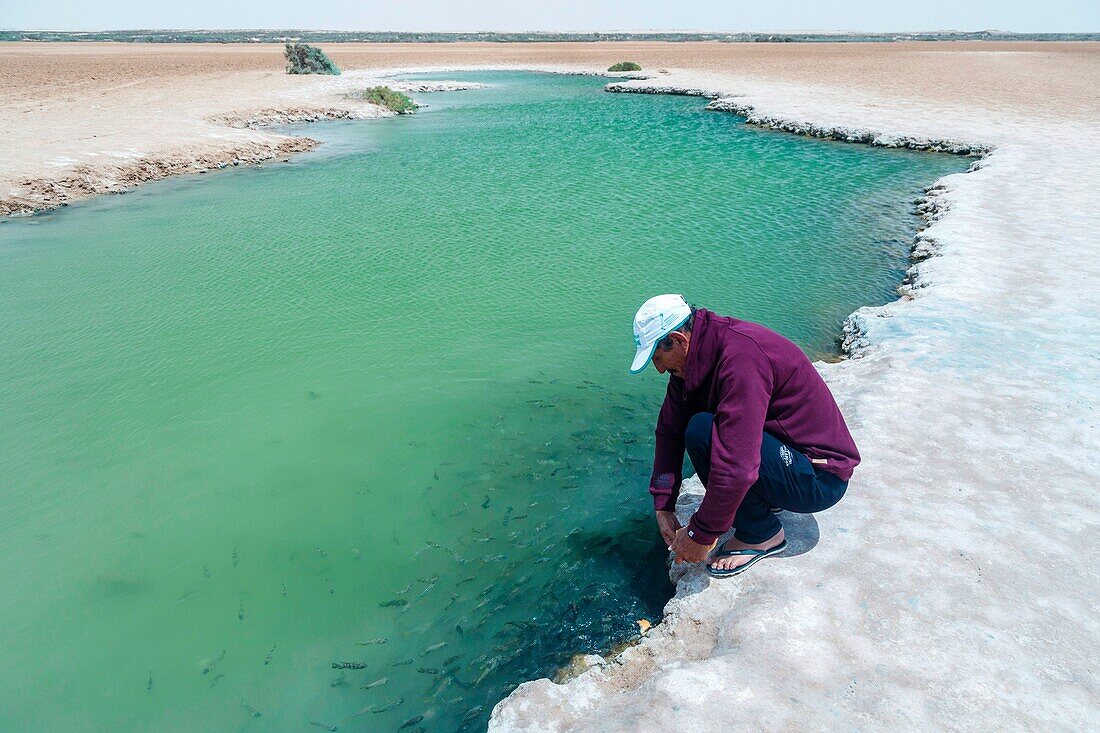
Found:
[0,72,967,731]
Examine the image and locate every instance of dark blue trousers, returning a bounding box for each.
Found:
[684,412,848,544]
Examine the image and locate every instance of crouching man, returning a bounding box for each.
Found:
[630,294,860,577]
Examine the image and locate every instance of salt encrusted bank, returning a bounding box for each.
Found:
[489,71,1100,732]
[0,73,487,217]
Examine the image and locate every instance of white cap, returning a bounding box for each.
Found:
[630,294,691,374]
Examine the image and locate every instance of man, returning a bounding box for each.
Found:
[630,294,860,577]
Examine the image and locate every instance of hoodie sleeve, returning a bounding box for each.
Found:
[685,341,774,545]
[648,376,692,512]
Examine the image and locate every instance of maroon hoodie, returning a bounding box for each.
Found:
[648,309,860,545]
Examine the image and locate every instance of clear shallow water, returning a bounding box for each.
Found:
[0,72,967,731]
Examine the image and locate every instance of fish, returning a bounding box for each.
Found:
[241,700,261,718]
[425,672,451,698]
[420,642,447,655]
[238,602,244,621]
[370,698,404,713]
[308,391,320,400]
[391,658,413,667]
[442,654,462,667]
[146,672,153,692]
[399,716,424,730]
[326,578,335,595]
[202,564,211,578]
[355,637,388,646]
[200,649,226,675]
[455,624,464,636]
[332,661,366,670]
[444,593,458,611]
[480,554,505,563]
[232,546,239,566]
[481,495,491,509]
[264,644,276,665]
[173,588,201,606]
[316,546,328,559]
[417,667,439,675]
[379,599,408,608]
[461,705,484,723]
[415,583,435,600]
[281,583,288,598]
[511,514,528,522]
[309,722,337,731]
[417,575,440,584]
[361,677,388,689]
[397,582,412,595]
[477,585,496,598]
[457,576,476,585]
[209,673,225,688]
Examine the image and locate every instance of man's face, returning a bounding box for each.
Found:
[652,331,690,378]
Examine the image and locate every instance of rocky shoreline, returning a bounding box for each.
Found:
[1,77,487,219]
[607,81,989,156]
[0,137,319,218]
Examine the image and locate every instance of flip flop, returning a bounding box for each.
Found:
[706,540,788,578]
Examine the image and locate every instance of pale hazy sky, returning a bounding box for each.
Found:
[2,1,1097,33]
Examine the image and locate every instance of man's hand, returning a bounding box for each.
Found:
[669,525,716,564]
[655,510,682,547]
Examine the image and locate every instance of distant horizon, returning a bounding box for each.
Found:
[3,1,1097,35]
[3,27,1097,34]
[4,28,1098,38]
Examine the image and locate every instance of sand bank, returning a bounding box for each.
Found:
[3,41,1097,215]
[3,41,1098,730]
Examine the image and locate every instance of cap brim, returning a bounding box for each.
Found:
[629,342,658,374]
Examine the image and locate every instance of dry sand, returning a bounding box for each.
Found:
[3,40,1099,731]
[2,41,1098,214]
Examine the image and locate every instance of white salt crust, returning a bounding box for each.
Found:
[488,69,1100,733]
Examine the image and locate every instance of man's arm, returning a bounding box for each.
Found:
[684,344,774,546]
[649,376,692,513]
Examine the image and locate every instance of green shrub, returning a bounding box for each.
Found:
[284,42,341,75]
[347,86,419,114]
[607,61,642,72]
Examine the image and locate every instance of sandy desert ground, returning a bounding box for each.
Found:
[2,41,1098,214]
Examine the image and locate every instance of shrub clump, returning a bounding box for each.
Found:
[284,42,341,75]
[349,86,419,114]
[607,61,642,72]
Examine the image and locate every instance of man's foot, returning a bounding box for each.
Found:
[707,528,786,574]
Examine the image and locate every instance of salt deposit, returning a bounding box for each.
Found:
[489,70,1100,732]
